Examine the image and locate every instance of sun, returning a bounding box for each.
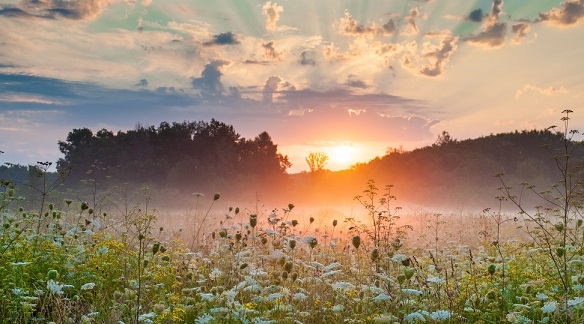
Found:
[329,145,355,165]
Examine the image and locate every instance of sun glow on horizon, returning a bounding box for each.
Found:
[328,145,356,165]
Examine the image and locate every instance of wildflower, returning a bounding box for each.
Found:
[322,270,342,277]
[209,268,223,281]
[47,280,64,295]
[332,281,355,293]
[332,304,344,312]
[293,292,308,301]
[195,314,214,324]
[200,293,214,301]
[80,282,96,291]
[372,293,392,302]
[11,261,31,266]
[430,310,451,321]
[401,288,423,296]
[404,311,426,323]
[426,276,444,283]
[267,292,283,301]
[542,301,557,313]
[568,297,584,307]
[536,292,549,300]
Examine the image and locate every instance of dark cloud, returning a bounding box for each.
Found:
[203,32,240,46]
[262,76,281,103]
[135,79,149,87]
[0,0,111,20]
[539,0,584,26]
[467,9,484,22]
[262,41,282,60]
[512,22,530,43]
[243,59,270,65]
[299,51,316,66]
[491,0,503,17]
[0,6,34,18]
[465,0,507,48]
[345,75,368,89]
[465,22,507,47]
[191,60,230,97]
[382,18,398,34]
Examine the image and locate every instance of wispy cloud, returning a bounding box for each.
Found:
[515,84,569,98]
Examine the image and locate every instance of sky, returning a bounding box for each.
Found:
[0,0,583,173]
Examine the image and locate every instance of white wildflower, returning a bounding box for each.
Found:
[195,313,214,324]
[430,310,451,321]
[249,268,268,277]
[372,293,392,302]
[267,292,283,300]
[404,311,426,322]
[200,293,214,301]
[332,304,344,312]
[47,280,64,295]
[331,281,355,293]
[427,277,444,283]
[536,293,549,300]
[138,312,156,323]
[568,297,584,307]
[324,262,341,271]
[321,270,342,277]
[542,301,557,313]
[81,282,95,291]
[11,261,31,266]
[209,268,223,280]
[293,292,308,301]
[401,288,423,296]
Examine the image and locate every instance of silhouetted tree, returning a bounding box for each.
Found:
[306,151,329,173]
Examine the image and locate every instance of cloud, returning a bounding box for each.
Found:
[142,0,152,6]
[262,40,282,60]
[135,79,149,87]
[511,22,530,43]
[345,75,368,89]
[465,22,507,48]
[0,0,112,20]
[262,1,283,32]
[203,32,240,46]
[419,36,458,77]
[338,10,385,37]
[191,60,230,97]
[465,0,507,48]
[299,51,316,66]
[262,76,281,103]
[403,7,422,34]
[539,0,584,26]
[515,84,568,98]
[467,9,484,22]
[401,36,458,77]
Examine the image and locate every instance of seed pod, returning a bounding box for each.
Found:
[309,217,315,224]
[352,235,361,249]
[213,193,220,201]
[249,214,258,228]
[152,243,160,255]
[285,261,293,272]
[371,248,379,262]
[261,237,268,245]
[308,237,317,249]
[332,219,338,227]
[235,232,242,242]
[289,239,297,250]
[404,267,415,280]
[487,264,496,275]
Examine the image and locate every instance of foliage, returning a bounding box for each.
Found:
[305,151,329,173]
[56,119,291,196]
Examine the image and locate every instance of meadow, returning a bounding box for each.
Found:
[1,111,583,323]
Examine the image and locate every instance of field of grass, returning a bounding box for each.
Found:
[1,180,584,324]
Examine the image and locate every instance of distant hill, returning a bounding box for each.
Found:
[2,128,582,212]
[288,130,584,210]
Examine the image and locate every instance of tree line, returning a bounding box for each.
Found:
[56,119,291,199]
